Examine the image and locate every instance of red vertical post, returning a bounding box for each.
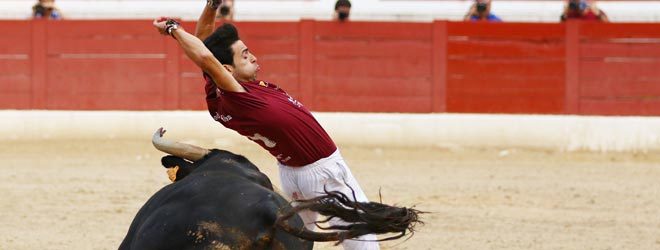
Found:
[298,19,315,109]
[164,37,180,110]
[431,20,447,113]
[31,20,47,109]
[565,21,580,114]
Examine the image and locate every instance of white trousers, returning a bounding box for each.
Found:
[279,150,380,250]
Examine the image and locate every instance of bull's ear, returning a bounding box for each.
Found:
[161,155,194,182]
[161,155,192,169]
[166,166,179,182]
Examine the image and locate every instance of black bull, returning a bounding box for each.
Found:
[119,149,421,249]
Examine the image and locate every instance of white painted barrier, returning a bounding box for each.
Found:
[2,111,660,153]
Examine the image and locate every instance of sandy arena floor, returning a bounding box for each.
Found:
[1,139,660,250]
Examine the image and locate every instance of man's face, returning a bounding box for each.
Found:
[229,40,259,82]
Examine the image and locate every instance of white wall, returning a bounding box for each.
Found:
[2,111,660,153]
[2,0,660,22]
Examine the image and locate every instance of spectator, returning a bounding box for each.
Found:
[32,0,62,20]
[333,0,351,22]
[216,0,234,22]
[561,0,609,22]
[464,0,502,22]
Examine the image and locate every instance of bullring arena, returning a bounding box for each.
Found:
[2,112,660,249]
[3,0,660,249]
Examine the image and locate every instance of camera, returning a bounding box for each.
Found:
[34,5,46,15]
[33,4,53,16]
[476,2,488,13]
[219,5,230,16]
[338,11,349,21]
[568,0,587,11]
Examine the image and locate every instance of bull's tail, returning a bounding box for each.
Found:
[274,187,423,245]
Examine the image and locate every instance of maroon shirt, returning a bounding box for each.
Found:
[204,75,337,167]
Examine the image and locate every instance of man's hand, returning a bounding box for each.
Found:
[153,17,170,35]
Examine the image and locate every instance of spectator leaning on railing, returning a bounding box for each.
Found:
[561,0,609,22]
[32,0,62,20]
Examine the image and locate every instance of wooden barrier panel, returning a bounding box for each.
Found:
[446,22,566,114]
[1,20,660,116]
[43,20,168,110]
[312,21,434,112]
[0,21,32,109]
[578,23,660,116]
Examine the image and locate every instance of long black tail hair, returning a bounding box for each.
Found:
[275,186,423,245]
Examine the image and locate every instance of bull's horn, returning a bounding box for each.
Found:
[152,127,210,162]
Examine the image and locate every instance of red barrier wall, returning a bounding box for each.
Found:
[447,22,566,114]
[0,21,32,109]
[577,23,660,116]
[1,20,660,115]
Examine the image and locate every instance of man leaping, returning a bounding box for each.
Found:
[152,1,379,249]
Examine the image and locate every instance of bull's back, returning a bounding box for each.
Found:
[120,173,311,250]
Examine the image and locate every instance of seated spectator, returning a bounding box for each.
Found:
[216,0,234,22]
[32,0,62,20]
[561,0,609,22]
[464,0,502,22]
[333,0,351,22]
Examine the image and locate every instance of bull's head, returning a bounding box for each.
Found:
[151,128,272,189]
[152,127,209,182]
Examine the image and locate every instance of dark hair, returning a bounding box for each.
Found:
[335,0,351,10]
[33,5,46,16]
[203,23,241,66]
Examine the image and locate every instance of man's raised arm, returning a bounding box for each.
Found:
[195,0,221,40]
[153,18,244,93]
